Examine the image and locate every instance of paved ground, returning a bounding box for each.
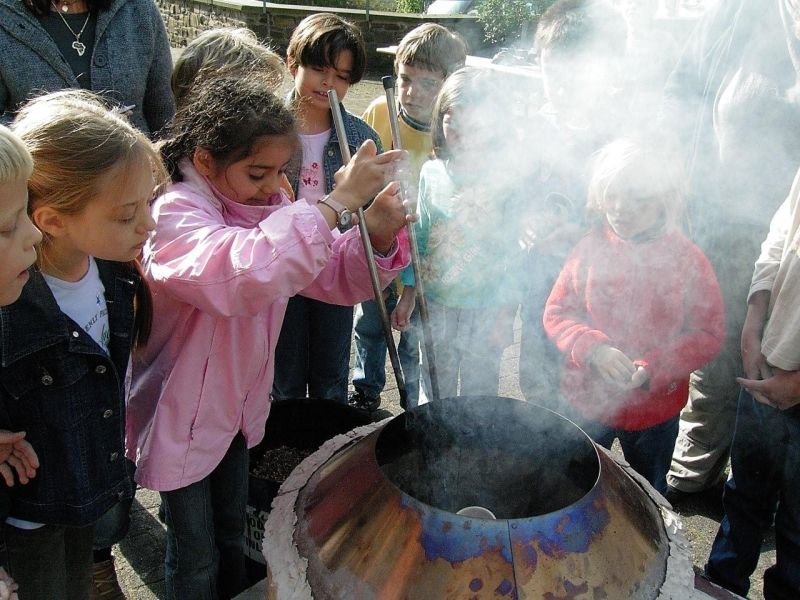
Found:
[112,77,775,599]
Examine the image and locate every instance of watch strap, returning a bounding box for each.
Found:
[318,194,347,217]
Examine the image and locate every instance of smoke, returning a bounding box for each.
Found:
[403,0,800,445]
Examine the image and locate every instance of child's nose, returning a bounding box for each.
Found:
[140,212,157,233]
[23,214,42,246]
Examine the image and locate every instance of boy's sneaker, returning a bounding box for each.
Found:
[347,389,380,413]
[91,556,126,599]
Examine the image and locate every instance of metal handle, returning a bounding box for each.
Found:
[381,76,440,403]
[327,89,408,407]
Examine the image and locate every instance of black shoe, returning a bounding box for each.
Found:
[347,389,380,413]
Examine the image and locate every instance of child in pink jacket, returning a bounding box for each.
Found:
[543,137,724,496]
[126,76,410,599]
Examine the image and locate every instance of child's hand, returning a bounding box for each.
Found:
[625,366,649,390]
[364,181,414,254]
[0,566,18,600]
[392,286,416,331]
[0,431,39,487]
[330,141,406,212]
[589,345,637,388]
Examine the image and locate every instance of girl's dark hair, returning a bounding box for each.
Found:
[286,13,367,85]
[23,0,111,16]
[159,75,298,182]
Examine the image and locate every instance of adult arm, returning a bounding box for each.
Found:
[141,0,175,135]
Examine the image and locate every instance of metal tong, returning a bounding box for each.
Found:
[381,76,440,402]
[327,89,408,408]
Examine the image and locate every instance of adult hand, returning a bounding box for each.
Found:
[364,181,415,255]
[737,367,800,410]
[741,291,771,380]
[329,141,406,212]
[0,431,39,486]
[589,344,636,387]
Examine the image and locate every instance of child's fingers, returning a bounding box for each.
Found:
[14,439,39,469]
[0,463,14,488]
[0,431,25,445]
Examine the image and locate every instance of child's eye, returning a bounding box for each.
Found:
[250,173,265,182]
[337,74,350,82]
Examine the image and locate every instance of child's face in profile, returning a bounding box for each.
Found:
[0,178,41,305]
[291,50,354,115]
[397,63,445,125]
[46,156,157,269]
[197,134,295,207]
[604,185,665,240]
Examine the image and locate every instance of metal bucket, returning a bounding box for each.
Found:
[264,396,693,599]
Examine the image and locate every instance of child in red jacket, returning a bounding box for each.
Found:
[543,137,725,495]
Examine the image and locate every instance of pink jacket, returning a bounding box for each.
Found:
[127,161,409,491]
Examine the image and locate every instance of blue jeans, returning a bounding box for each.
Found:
[5,521,94,600]
[579,415,680,496]
[161,433,249,600]
[272,295,353,402]
[706,390,800,600]
[352,287,420,407]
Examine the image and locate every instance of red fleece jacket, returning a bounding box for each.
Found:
[543,226,725,430]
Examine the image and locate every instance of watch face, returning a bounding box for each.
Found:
[339,210,352,228]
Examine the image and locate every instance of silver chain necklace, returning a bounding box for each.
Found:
[52,4,91,57]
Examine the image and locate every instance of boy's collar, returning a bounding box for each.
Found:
[399,107,430,133]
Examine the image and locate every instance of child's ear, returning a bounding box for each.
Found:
[31,206,67,239]
[287,55,298,77]
[192,148,214,177]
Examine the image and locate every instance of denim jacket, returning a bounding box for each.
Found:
[0,260,137,526]
[286,92,383,198]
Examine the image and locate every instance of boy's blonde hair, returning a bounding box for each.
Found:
[12,90,166,226]
[587,137,686,230]
[395,23,467,79]
[0,124,33,184]
[172,28,286,108]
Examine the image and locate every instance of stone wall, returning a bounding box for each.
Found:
[155,0,485,73]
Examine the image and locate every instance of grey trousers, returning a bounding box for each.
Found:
[667,221,763,493]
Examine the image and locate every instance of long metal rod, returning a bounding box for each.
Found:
[381,76,440,402]
[327,89,407,406]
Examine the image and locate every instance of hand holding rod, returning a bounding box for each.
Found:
[382,76,440,403]
[327,89,407,406]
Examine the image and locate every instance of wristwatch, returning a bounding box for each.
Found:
[318,194,353,229]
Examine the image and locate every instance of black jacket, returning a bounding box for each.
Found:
[0,260,137,526]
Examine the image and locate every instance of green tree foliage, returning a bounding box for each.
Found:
[476,0,557,46]
[395,0,424,13]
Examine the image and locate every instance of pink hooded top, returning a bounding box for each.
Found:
[127,161,409,491]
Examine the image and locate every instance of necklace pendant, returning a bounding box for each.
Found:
[72,40,86,56]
